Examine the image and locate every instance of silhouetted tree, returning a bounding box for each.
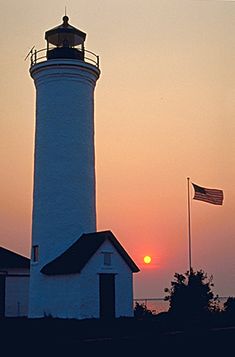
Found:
[224,297,235,315]
[134,302,153,319]
[164,269,219,321]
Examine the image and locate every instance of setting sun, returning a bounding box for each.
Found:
[143,256,152,264]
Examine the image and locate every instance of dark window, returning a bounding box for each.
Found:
[103,252,112,266]
[32,245,39,262]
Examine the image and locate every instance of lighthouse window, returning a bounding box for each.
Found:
[103,252,112,266]
[32,245,39,262]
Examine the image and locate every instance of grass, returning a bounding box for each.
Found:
[1,313,235,356]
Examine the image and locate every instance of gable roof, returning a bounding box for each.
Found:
[41,230,140,275]
[0,247,30,269]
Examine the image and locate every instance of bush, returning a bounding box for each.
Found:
[134,302,153,319]
[224,297,235,315]
[164,269,220,321]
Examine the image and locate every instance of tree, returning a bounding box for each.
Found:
[134,302,153,319]
[164,269,219,320]
[224,297,235,315]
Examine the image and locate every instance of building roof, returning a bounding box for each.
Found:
[41,230,140,275]
[0,247,30,269]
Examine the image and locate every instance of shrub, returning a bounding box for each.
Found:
[164,269,219,321]
[134,302,153,319]
[224,297,235,315]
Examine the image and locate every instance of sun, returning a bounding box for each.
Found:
[143,255,152,264]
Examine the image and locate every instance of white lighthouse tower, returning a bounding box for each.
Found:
[28,16,139,319]
[29,16,100,317]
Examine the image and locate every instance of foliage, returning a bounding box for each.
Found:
[134,302,153,319]
[164,269,219,319]
[224,297,235,314]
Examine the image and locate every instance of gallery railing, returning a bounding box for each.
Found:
[27,47,99,68]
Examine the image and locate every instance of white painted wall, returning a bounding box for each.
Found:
[5,268,29,317]
[30,59,100,264]
[29,58,100,318]
[29,239,134,319]
[29,273,81,318]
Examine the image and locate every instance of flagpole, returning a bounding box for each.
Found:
[187,177,192,272]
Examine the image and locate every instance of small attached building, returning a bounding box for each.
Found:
[31,231,139,319]
[0,247,30,317]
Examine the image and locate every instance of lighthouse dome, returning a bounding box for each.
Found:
[45,15,86,47]
[45,16,86,60]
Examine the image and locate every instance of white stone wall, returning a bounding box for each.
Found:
[30,59,100,264]
[29,273,82,318]
[29,239,134,319]
[5,269,29,317]
[29,58,100,317]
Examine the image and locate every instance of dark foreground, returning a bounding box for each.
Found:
[1,315,235,356]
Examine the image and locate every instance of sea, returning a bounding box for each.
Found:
[133,296,229,314]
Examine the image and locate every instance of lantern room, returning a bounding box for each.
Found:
[45,16,86,60]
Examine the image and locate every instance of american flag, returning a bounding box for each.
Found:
[192,183,224,205]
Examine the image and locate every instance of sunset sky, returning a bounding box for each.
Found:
[0,0,235,300]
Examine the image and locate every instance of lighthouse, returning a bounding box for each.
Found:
[29,16,139,319]
[29,16,100,317]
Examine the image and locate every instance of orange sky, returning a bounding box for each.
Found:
[0,0,235,299]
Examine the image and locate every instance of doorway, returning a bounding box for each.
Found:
[99,273,115,319]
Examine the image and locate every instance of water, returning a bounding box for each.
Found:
[133,298,169,314]
[134,296,229,314]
